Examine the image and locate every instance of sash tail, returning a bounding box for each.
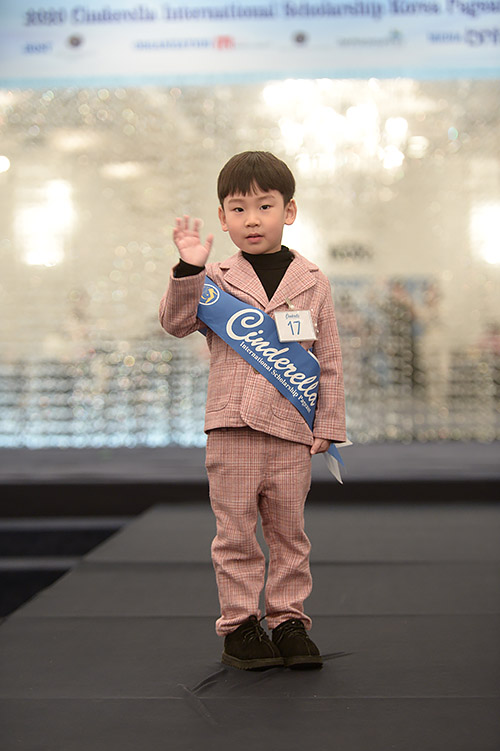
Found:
[324,440,353,484]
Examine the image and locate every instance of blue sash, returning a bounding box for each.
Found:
[196,277,345,470]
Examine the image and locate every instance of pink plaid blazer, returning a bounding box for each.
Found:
[159,250,346,445]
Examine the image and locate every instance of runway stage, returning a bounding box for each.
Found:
[1,440,500,514]
[1,499,499,750]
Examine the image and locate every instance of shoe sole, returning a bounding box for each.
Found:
[221,652,284,671]
[284,655,323,670]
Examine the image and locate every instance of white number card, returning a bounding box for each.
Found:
[274,310,317,342]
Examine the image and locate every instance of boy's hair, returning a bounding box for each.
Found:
[217,151,295,206]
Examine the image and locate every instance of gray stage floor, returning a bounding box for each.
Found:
[1,501,499,750]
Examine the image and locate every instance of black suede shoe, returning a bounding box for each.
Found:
[272,619,323,669]
[222,615,284,670]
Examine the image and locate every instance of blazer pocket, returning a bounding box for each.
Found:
[206,348,231,411]
[271,393,304,423]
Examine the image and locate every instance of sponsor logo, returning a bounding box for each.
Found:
[338,29,403,45]
[329,242,374,260]
[24,42,53,54]
[215,35,235,48]
[464,27,500,43]
[428,27,500,43]
[135,38,211,49]
[294,31,308,44]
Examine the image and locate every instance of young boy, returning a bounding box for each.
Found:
[159,151,346,670]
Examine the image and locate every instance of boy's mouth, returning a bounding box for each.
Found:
[246,233,263,240]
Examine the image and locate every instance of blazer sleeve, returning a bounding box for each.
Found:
[311,280,346,442]
[159,265,207,338]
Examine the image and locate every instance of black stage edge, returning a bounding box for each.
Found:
[1,479,500,517]
[0,441,499,516]
[1,502,499,750]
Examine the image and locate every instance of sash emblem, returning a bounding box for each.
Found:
[199,282,220,306]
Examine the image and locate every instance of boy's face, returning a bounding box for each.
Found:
[218,186,296,255]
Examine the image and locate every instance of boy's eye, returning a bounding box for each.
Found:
[261,204,271,210]
[233,207,244,212]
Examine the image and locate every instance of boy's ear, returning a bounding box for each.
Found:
[218,205,228,232]
[285,199,297,226]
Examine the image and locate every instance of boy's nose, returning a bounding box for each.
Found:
[245,213,260,226]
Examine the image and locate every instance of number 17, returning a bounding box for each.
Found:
[287,320,301,336]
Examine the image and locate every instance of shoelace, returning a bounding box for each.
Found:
[272,619,308,645]
[241,616,268,644]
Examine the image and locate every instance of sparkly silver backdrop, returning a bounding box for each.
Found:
[0,80,499,447]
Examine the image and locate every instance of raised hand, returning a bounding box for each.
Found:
[173,215,214,268]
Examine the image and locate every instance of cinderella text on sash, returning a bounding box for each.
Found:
[225,308,319,413]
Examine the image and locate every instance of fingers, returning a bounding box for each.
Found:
[174,216,192,233]
[172,216,213,263]
[174,216,200,229]
[174,216,205,237]
[173,217,184,240]
[310,439,331,455]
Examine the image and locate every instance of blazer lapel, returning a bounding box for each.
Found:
[221,252,269,308]
[219,249,319,311]
[266,251,318,313]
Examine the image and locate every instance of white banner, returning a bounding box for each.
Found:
[0,0,499,86]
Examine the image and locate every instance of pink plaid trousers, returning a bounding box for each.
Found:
[206,427,313,636]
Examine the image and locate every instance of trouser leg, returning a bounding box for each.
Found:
[206,429,266,636]
[259,438,313,631]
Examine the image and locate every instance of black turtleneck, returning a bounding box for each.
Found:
[242,246,293,300]
[174,246,294,301]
